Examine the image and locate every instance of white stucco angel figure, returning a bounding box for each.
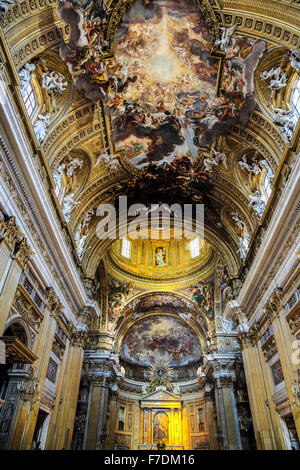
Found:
[271,107,297,140]
[77,233,88,259]
[42,71,68,94]
[248,190,265,218]
[203,148,228,172]
[18,63,36,96]
[33,113,51,144]
[66,158,84,177]
[260,66,287,92]
[52,163,66,186]
[62,192,80,223]
[230,211,245,231]
[215,24,237,52]
[94,147,119,170]
[0,0,14,14]
[81,208,94,231]
[237,236,247,261]
[289,49,300,73]
[239,154,261,174]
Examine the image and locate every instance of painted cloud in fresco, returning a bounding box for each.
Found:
[58,0,267,168]
[120,315,202,366]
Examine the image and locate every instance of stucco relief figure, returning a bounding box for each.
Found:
[33,113,51,144]
[42,71,68,94]
[203,148,227,173]
[248,190,265,218]
[260,66,287,93]
[0,0,14,13]
[155,247,166,266]
[239,154,261,175]
[62,192,80,222]
[215,24,238,52]
[237,236,248,261]
[93,147,119,170]
[18,63,36,96]
[271,107,297,140]
[53,163,66,186]
[66,158,84,177]
[289,49,300,73]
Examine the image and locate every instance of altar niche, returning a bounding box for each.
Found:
[139,389,183,450]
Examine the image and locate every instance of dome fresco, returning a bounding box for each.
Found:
[120,315,202,366]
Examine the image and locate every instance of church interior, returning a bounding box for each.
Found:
[0,0,299,451]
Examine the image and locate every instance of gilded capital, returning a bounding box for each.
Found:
[14,237,34,267]
[237,324,259,349]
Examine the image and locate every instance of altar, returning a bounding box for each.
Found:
[139,389,184,450]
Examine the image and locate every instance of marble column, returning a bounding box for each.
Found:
[238,328,277,449]
[204,389,218,450]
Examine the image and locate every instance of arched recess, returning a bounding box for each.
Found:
[112,290,209,356]
[3,317,32,350]
[254,46,299,118]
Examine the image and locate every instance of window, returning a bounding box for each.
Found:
[291,78,300,114]
[23,83,36,118]
[190,238,200,259]
[118,406,125,431]
[197,408,205,432]
[121,238,131,259]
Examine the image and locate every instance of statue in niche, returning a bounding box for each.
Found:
[155,247,166,266]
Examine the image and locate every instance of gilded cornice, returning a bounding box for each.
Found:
[218,2,300,49]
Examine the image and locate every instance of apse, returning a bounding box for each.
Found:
[120,314,202,367]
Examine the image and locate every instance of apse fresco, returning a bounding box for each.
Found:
[58,0,267,168]
[121,315,202,366]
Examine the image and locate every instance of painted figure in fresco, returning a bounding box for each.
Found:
[121,315,202,366]
[188,281,214,320]
[108,279,135,321]
[58,0,267,167]
[155,247,166,266]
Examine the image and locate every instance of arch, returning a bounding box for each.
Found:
[3,316,32,349]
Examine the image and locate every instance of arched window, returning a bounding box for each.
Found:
[291,78,300,114]
[189,238,200,258]
[121,238,131,259]
[22,82,36,118]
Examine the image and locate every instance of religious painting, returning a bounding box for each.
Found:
[108,277,136,321]
[46,358,58,384]
[155,247,166,266]
[120,315,202,366]
[186,280,214,319]
[58,0,267,168]
[153,411,169,443]
[271,360,284,386]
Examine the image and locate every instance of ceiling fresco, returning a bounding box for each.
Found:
[58,0,267,168]
[120,314,202,366]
